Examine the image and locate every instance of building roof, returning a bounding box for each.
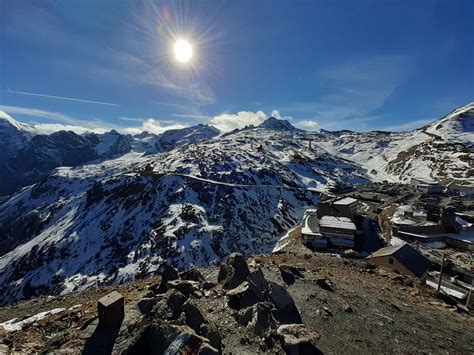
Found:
[369,244,405,257]
[333,197,358,206]
[319,216,356,231]
[368,244,431,278]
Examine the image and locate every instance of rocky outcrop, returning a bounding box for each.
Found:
[218,253,250,289]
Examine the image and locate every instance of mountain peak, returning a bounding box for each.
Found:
[259,116,299,131]
[423,101,474,145]
[0,110,25,131]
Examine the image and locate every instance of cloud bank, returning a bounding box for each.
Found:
[1,105,319,137]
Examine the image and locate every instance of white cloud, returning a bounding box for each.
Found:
[209,110,267,132]
[122,119,188,135]
[295,120,319,131]
[271,110,292,121]
[0,105,188,136]
[0,105,76,123]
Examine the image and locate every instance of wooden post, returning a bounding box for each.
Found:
[437,252,446,292]
[98,291,124,327]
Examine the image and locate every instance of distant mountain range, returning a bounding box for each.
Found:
[0,102,472,305]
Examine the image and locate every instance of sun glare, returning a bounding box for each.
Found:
[173,39,193,63]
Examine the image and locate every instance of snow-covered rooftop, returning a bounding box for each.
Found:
[333,197,358,206]
[319,216,356,230]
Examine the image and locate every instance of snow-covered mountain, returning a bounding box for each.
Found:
[0,112,220,196]
[317,102,473,184]
[0,103,472,305]
[0,122,368,304]
[258,116,301,131]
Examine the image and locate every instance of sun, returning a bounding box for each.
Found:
[173,39,193,63]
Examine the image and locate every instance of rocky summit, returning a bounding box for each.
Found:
[0,253,472,354]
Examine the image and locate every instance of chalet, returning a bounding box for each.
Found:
[367,244,431,279]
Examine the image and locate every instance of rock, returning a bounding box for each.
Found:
[167,280,200,297]
[315,278,334,292]
[97,291,124,328]
[152,289,187,319]
[124,324,212,355]
[183,301,208,332]
[277,324,322,355]
[247,267,269,294]
[218,253,250,289]
[322,307,332,317]
[152,264,179,294]
[180,268,206,282]
[137,297,158,316]
[249,302,275,336]
[268,282,302,324]
[279,267,296,285]
[234,307,254,326]
[198,343,220,355]
[202,281,215,290]
[0,344,9,354]
[342,302,353,313]
[199,324,222,352]
[279,265,304,288]
[227,281,263,310]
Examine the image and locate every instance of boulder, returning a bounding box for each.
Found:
[152,289,187,319]
[247,267,269,294]
[180,268,206,282]
[152,264,179,294]
[199,324,222,352]
[183,301,208,332]
[123,324,214,355]
[277,324,322,355]
[234,307,254,326]
[268,282,302,324]
[249,302,275,336]
[218,253,249,289]
[227,281,262,310]
[137,297,157,316]
[167,280,200,297]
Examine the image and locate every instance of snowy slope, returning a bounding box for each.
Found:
[0,126,368,305]
[316,102,474,184]
[424,102,474,146]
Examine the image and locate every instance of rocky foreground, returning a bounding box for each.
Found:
[0,252,473,354]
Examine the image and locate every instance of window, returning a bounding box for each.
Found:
[389,257,394,265]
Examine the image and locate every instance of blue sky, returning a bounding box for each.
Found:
[0,0,473,133]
